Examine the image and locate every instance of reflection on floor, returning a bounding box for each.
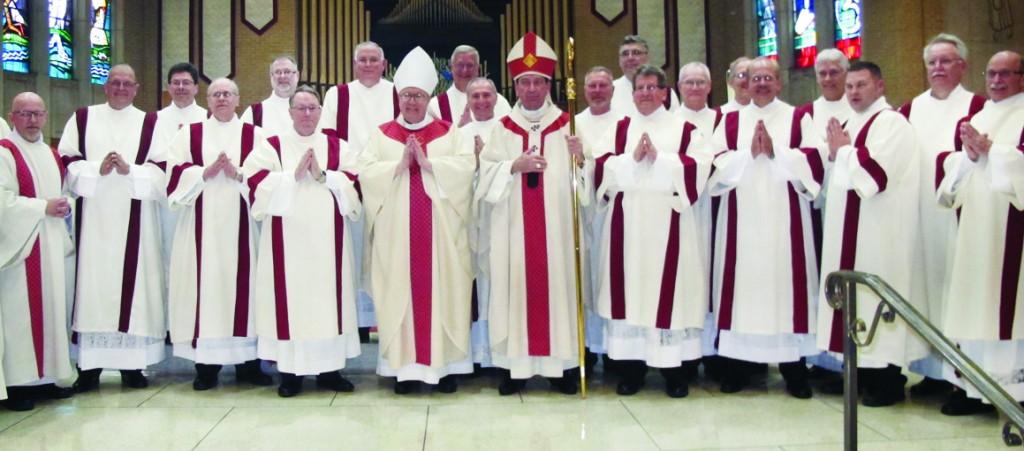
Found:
[0,342,1012,450]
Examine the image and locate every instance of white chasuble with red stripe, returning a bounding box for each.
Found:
[817,97,928,367]
[478,103,587,371]
[706,99,823,337]
[359,118,475,369]
[58,103,167,338]
[0,133,74,386]
[938,93,1024,341]
[165,118,262,346]
[244,129,361,344]
[592,110,710,331]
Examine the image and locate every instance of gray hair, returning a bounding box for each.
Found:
[467,77,496,93]
[354,41,384,60]
[207,77,239,95]
[815,48,849,71]
[678,62,710,80]
[269,55,298,72]
[748,57,780,77]
[584,66,614,83]
[620,35,649,53]
[924,33,968,62]
[726,56,751,81]
[290,85,321,106]
[450,45,479,65]
[634,64,667,88]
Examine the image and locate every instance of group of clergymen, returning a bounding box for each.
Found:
[0,31,1021,419]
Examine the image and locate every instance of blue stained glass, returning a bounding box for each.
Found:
[90,0,111,84]
[2,0,30,74]
[49,0,73,79]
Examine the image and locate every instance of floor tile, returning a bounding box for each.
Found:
[142,373,336,407]
[0,405,229,449]
[196,405,428,450]
[0,407,39,432]
[329,373,525,407]
[424,399,658,451]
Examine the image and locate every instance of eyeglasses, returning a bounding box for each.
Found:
[356,57,381,65]
[208,91,237,99]
[926,58,962,68]
[108,81,137,89]
[751,74,776,83]
[732,72,748,80]
[984,69,1023,79]
[619,49,648,57]
[452,63,478,71]
[170,80,195,87]
[272,69,297,77]
[681,79,708,88]
[817,69,843,79]
[290,105,321,113]
[634,84,664,92]
[399,92,428,101]
[12,110,46,118]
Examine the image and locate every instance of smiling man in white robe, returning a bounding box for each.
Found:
[0,93,74,411]
[427,45,512,126]
[241,56,298,137]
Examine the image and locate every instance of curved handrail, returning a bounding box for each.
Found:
[825,270,1024,448]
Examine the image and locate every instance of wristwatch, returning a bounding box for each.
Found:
[316,170,327,184]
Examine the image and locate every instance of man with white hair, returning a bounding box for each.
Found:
[59,64,166,392]
[165,78,272,391]
[675,62,721,134]
[798,49,854,140]
[427,45,511,126]
[359,47,476,395]
[936,50,1024,416]
[241,56,299,137]
[717,57,752,114]
[478,32,587,396]
[899,33,986,398]
[0,92,74,411]
[610,35,680,116]
[244,85,363,398]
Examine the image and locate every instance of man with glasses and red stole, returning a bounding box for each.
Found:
[706,57,822,400]
[0,93,75,411]
[478,32,587,396]
[59,64,166,392]
[359,47,476,395]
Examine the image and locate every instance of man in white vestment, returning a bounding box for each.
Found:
[359,47,475,395]
[244,85,362,398]
[152,63,208,304]
[427,45,512,126]
[899,34,987,397]
[59,64,166,392]
[673,61,723,380]
[610,36,679,116]
[0,118,11,138]
[240,56,298,137]
[318,41,400,338]
[593,65,710,398]
[706,57,823,399]
[576,66,619,374]
[818,61,926,407]
[717,57,752,114]
[165,78,273,391]
[478,32,587,396]
[463,77,504,373]
[796,49,854,379]
[936,50,1024,416]
[0,93,74,411]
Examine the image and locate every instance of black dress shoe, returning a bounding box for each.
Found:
[547,377,578,395]
[786,383,813,399]
[316,372,355,392]
[807,365,836,380]
[910,377,953,397]
[34,384,74,399]
[437,375,458,394]
[120,370,148,389]
[393,380,418,395]
[615,379,644,396]
[0,397,34,411]
[862,389,905,407]
[235,360,274,386]
[73,368,102,393]
[941,389,996,416]
[193,364,221,391]
[277,374,303,398]
[665,384,689,399]
[498,378,525,396]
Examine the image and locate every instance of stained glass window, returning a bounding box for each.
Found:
[756,0,778,60]
[49,0,73,79]
[2,0,30,74]
[835,0,862,60]
[90,0,111,84]
[793,0,816,68]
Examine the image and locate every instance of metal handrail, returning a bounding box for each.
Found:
[825,270,1024,450]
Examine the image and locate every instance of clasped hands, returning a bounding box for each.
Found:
[294,147,326,183]
[396,135,432,175]
[99,151,130,176]
[202,152,242,182]
[750,120,775,159]
[825,117,851,162]
[959,122,991,162]
[633,132,657,162]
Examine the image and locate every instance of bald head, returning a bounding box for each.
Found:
[985,51,1024,102]
[8,92,47,142]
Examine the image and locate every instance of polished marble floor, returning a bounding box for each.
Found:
[0,344,1014,450]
